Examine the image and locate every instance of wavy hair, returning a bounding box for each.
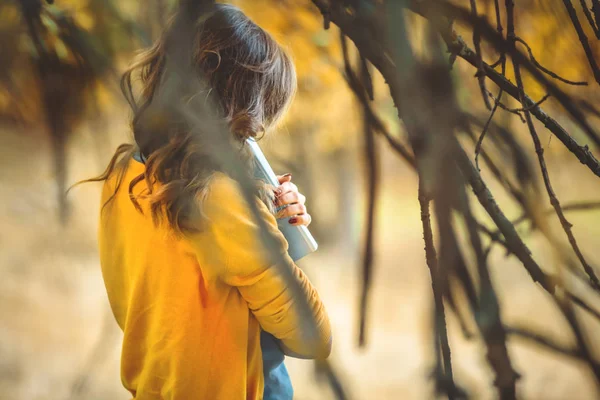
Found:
[87,4,296,232]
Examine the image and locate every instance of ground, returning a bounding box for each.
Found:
[1,117,600,399]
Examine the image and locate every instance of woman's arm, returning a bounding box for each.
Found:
[188,173,331,359]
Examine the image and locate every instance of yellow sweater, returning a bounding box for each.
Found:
[98,158,331,399]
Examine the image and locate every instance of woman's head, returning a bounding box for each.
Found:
[128,3,296,147]
[95,4,296,232]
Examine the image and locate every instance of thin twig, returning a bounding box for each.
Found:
[462,186,519,399]
[474,92,502,171]
[340,34,416,168]
[476,221,509,249]
[511,201,600,226]
[578,0,600,39]
[506,325,600,368]
[419,179,459,400]
[561,0,600,85]
[514,37,588,86]
[592,0,600,32]
[510,93,551,112]
[569,292,600,320]
[342,35,380,348]
[474,0,506,173]
[360,55,374,101]
[479,210,600,295]
[466,118,532,216]
[490,55,505,69]
[470,0,492,109]
[483,91,550,123]
[314,360,349,400]
[486,90,525,122]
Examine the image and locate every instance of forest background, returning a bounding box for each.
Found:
[2,0,600,399]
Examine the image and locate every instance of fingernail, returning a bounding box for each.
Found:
[282,173,292,178]
[288,217,298,224]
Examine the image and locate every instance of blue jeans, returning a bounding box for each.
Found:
[261,331,293,400]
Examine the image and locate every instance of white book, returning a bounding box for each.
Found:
[246,138,318,261]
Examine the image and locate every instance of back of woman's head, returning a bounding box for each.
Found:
[98,4,296,232]
[130,3,296,145]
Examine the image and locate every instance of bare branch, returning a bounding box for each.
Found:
[474,90,503,171]
[489,55,505,69]
[506,0,600,292]
[592,0,600,32]
[561,0,600,85]
[474,0,507,175]
[512,201,600,226]
[569,292,600,320]
[419,179,461,399]
[456,146,551,288]
[461,186,519,399]
[514,37,588,86]
[311,0,600,393]
[357,56,379,348]
[578,0,600,39]
[476,220,509,249]
[340,34,416,168]
[506,325,600,368]
[340,34,381,348]
[470,0,492,110]
[314,360,349,400]
[510,93,551,112]
[458,148,600,379]
[411,1,600,152]
[430,14,600,177]
[477,91,551,162]
[464,117,531,213]
[486,90,526,122]
[505,0,600,383]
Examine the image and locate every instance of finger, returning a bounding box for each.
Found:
[277,181,298,197]
[288,213,311,226]
[277,173,292,185]
[274,181,295,197]
[275,191,302,206]
[298,193,306,205]
[281,192,305,206]
[277,203,307,219]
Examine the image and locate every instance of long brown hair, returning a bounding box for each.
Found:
[89,4,296,232]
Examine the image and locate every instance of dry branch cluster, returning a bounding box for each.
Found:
[311,0,600,399]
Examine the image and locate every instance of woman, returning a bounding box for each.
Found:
[93,3,331,399]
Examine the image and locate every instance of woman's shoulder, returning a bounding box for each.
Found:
[101,156,144,202]
[205,172,241,201]
[201,172,251,222]
[201,172,273,228]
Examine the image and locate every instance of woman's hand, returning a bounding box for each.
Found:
[274,173,311,226]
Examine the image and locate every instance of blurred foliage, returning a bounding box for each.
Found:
[3,0,600,153]
[0,0,139,126]
[2,1,600,398]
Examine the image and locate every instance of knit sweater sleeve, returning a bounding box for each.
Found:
[187,173,331,359]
